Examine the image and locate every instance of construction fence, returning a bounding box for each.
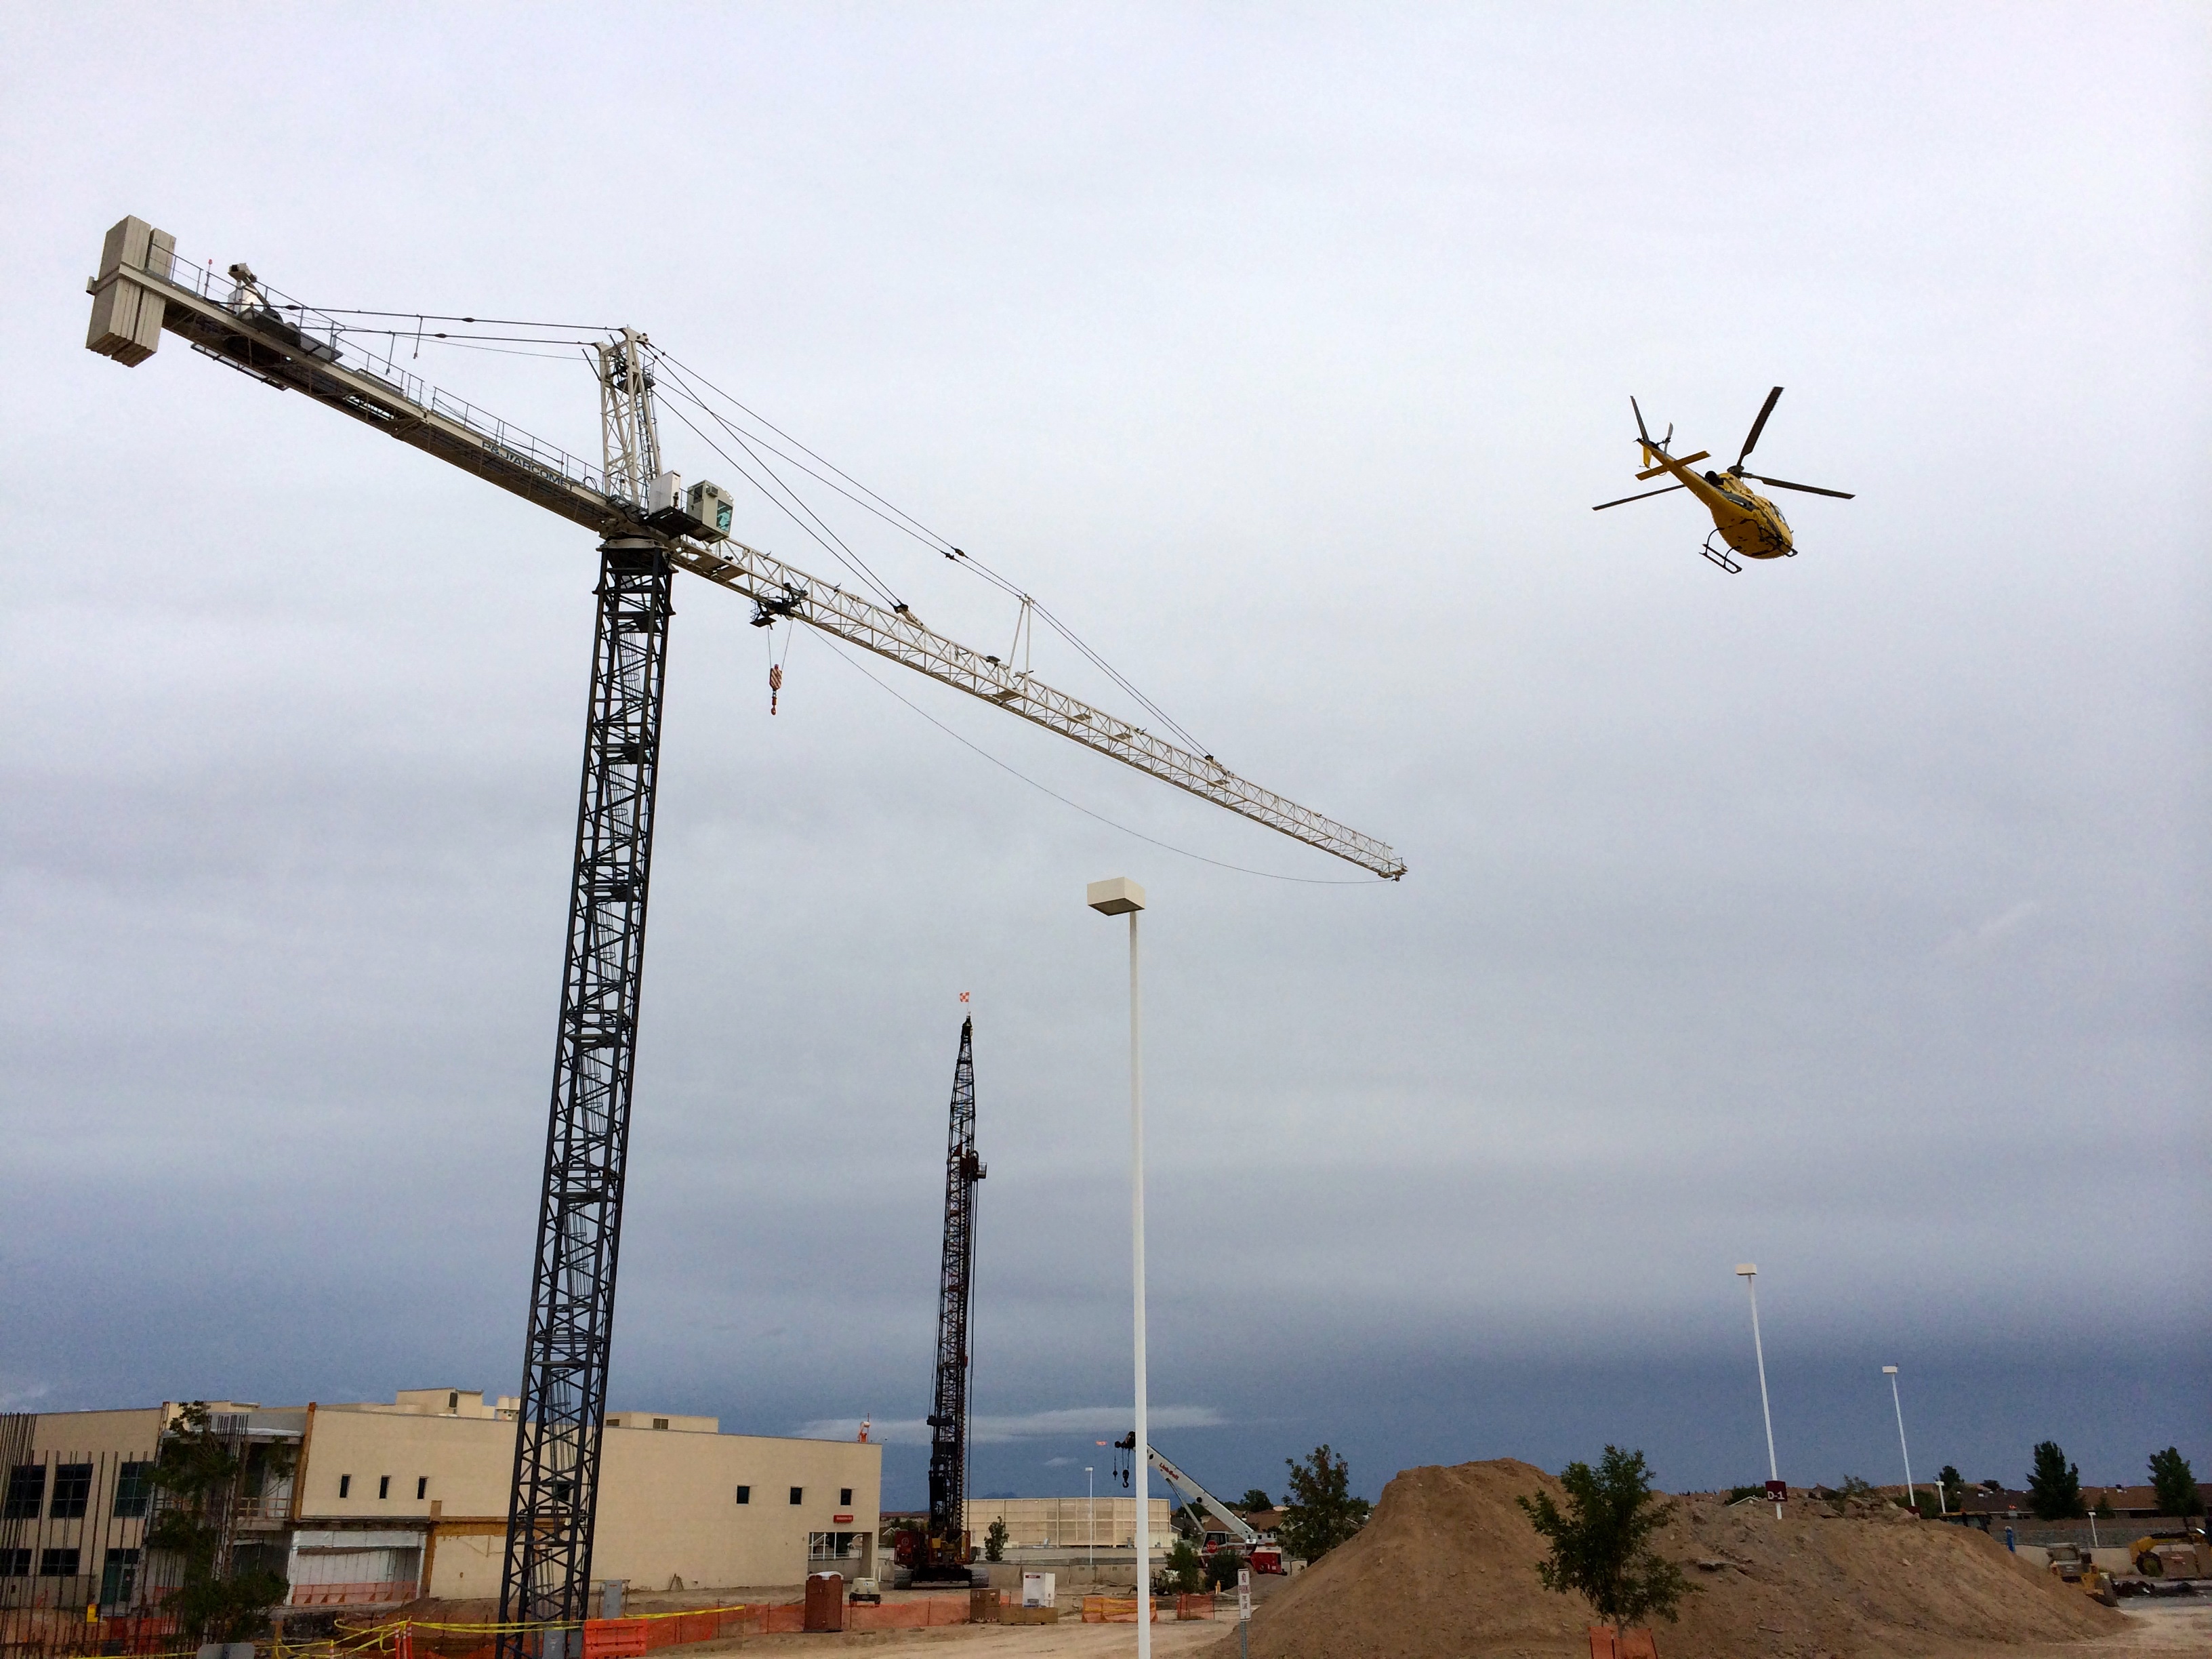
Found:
[1080,1595,1218,1623]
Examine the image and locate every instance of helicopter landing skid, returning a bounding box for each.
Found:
[1698,531,1742,574]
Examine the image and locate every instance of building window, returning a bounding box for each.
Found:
[839,1488,853,1507]
[3,1465,44,1520]
[607,1418,621,1428]
[734,1486,750,1505]
[790,1487,803,1506]
[114,1462,155,1519]
[339,1475,352,1499]
[100,1549,140,1608]
[50,1465,93,1520]
[807,1532,863,1561]
[378,1476,391,1500]
[0,1549,30,1578]
[653,1418,668,1431]
[447,1392,459,1410]
[39,1549,81,1578]
[416,1477,428,1500]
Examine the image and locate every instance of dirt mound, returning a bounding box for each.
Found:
[1209,1459,2125,1659]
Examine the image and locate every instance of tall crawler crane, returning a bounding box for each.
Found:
[897,1018,985,1584]
[83,216,1402,1654]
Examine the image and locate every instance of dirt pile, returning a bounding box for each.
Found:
[1209,1459,2126,1659]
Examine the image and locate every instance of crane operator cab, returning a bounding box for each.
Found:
[646,471,735,541]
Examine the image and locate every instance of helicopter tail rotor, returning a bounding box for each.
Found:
[1631,396,1673,469]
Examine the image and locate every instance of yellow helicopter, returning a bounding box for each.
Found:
[1595,386,1853,571]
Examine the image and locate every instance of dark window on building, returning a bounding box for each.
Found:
[338,1475,352,1499]
[100,1549,140,1608]
[653,1418,668,1431]
[3,1465,44,1520]
[790,1487,804,1506]
[50,1465,93,1520]
[114,1462,155,1519]
[39,1549,81,1578]
[416,1477,428,1500]
[377,1476,390,1500]
[734,1486,750,1505]
[447,1392,459,1410]
[839,1488,853,1507]
[0,1549,30,1578]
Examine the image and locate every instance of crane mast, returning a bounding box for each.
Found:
[83,216,1401,1653]
[904,1018,985,1583]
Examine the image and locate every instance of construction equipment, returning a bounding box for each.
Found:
[895,1019,985,1585]
[1113,1439,1283,1574]
[2045,1546,2121,1606]
[2131,1533,2209,1578]
[83,216,1399,1653]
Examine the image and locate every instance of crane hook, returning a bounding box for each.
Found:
[769,661,783,716]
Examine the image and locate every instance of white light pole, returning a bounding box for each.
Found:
[1088,877,1150,1656]
[1736,1265,1782,1518]
[1086,1466,1095,1576]
[1883,1366,1918,1515]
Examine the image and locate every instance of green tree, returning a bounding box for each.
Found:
[1162,1538,1206,1595]
[1939,1466,1966,1512]
[146,1404,295,1641]
[1236,1489,1273,1513]
[983,1517,1009,1562]
[1203,1548,1245,1591]
[1516,1448,1692,1645]
[2148,1449,2202,1522]
[1279,1446,1370,1563]
[2026,1441,2085,1521]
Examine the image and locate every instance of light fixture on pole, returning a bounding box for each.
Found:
[1736,1264,1782,1519]
[1088,876,1150,1655]
[1882,1366,1919,1515]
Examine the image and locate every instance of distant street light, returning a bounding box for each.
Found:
[1736,1265,1782,1518]
[1883,1366,1919,1515]
[1088,876,1151,1656]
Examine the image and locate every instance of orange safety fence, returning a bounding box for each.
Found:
[302,1592,986,1659]
[1080,1594,1216,1623]
[1587,1629,1659,1659]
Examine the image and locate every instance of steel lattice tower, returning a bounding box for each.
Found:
[924,1018,985,1568]
[497,536,674,1656]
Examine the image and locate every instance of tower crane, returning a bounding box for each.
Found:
[895,1017,985,1585]
[83,216,1403,1654]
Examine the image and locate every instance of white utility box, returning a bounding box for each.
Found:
[1021,1571,1054,1608]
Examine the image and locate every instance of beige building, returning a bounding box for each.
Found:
[3,1389,880,1612]
[961,1496,1170,1550]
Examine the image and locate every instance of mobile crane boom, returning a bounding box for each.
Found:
[85,215,1395,1650]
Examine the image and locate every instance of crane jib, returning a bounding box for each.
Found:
[87,221,1403,880]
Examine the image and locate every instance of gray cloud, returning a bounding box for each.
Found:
[1,4,2203,1504]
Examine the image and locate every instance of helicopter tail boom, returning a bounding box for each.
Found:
[1637,450,1708,480]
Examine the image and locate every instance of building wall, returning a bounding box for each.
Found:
[961,1497,1171,1549]
[18,1399,880,1602]
[296,1404,880,1592]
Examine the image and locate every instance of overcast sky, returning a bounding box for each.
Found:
[3,4,2205,1509]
